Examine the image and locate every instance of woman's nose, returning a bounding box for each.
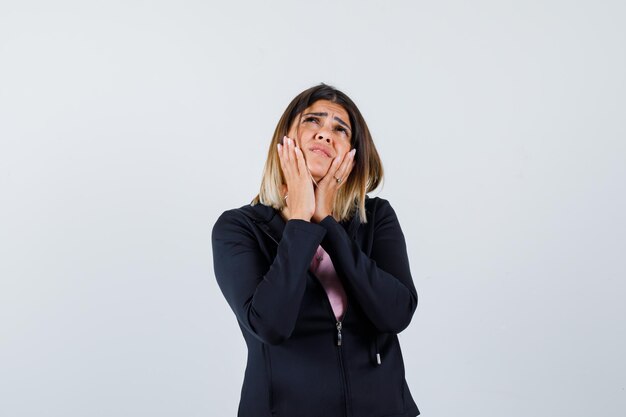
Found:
[316,127,332,142]
[316,133,331,143]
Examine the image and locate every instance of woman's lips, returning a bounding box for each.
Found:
[309,146,332,158]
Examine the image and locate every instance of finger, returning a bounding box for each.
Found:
[318,155,343,187]
[289,137,301,176]
[282,137,296,170]
[334,149,356,185]
[277,143,284,168]
[342,160,356,185]
[278,140,293,179]
[285,136,298,173]
[283,136,292,165]
[294,146,307,177]
[343,151,357,180]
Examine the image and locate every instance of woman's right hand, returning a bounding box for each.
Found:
[277,136,315,221]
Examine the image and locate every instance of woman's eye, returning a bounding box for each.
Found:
[335,126,348,135]
[303,117,318,124]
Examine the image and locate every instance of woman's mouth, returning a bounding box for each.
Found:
[309,146,332,158]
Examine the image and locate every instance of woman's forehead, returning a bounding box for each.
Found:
[302,100,350,124]
[304,100,348,116]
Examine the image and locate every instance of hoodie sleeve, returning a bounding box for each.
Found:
[212,210,326,345]
[319,199,417,334]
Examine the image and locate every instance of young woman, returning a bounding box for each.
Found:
[212,84,419,417]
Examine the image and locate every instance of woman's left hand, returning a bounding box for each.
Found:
[311,148,357,223]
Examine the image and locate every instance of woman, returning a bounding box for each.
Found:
[212,84,419,417]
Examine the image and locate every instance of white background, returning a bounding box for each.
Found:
[1,1,625,416]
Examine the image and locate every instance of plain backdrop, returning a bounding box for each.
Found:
[1,1,625,416]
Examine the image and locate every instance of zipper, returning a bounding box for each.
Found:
[336,321,343,346]
[336,339,350,417]
[332,310,349,417]
[313,275,350,417]
[301,266,352,415]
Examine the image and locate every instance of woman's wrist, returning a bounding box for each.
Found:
[312,212,332,223]
[281,207,312,222]
[289,214,311,222]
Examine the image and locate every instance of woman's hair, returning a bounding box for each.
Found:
[251,83,383,223]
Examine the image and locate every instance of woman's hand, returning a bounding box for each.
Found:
[277,136,316,222]
[311,148,356,223]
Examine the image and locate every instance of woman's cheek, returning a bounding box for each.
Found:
[286,128,298,142]
[337,149,349,160]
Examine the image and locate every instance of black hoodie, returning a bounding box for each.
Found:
[212,196,419,417]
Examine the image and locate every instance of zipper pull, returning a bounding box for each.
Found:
[336,321,343,346]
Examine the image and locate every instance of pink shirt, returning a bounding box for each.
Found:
[309,245,347,321]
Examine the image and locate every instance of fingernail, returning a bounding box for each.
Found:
[351,148,356,155]
[277,143,282,150]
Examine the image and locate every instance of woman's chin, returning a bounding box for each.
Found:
[307,164,329,183]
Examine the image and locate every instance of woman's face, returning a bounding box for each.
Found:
[288,100,353,182]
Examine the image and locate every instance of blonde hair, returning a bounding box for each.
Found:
[251,84,383,223]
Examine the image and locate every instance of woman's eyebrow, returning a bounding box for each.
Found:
[303,112,351,131]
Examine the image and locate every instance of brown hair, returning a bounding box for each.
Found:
[251,83,383,223]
